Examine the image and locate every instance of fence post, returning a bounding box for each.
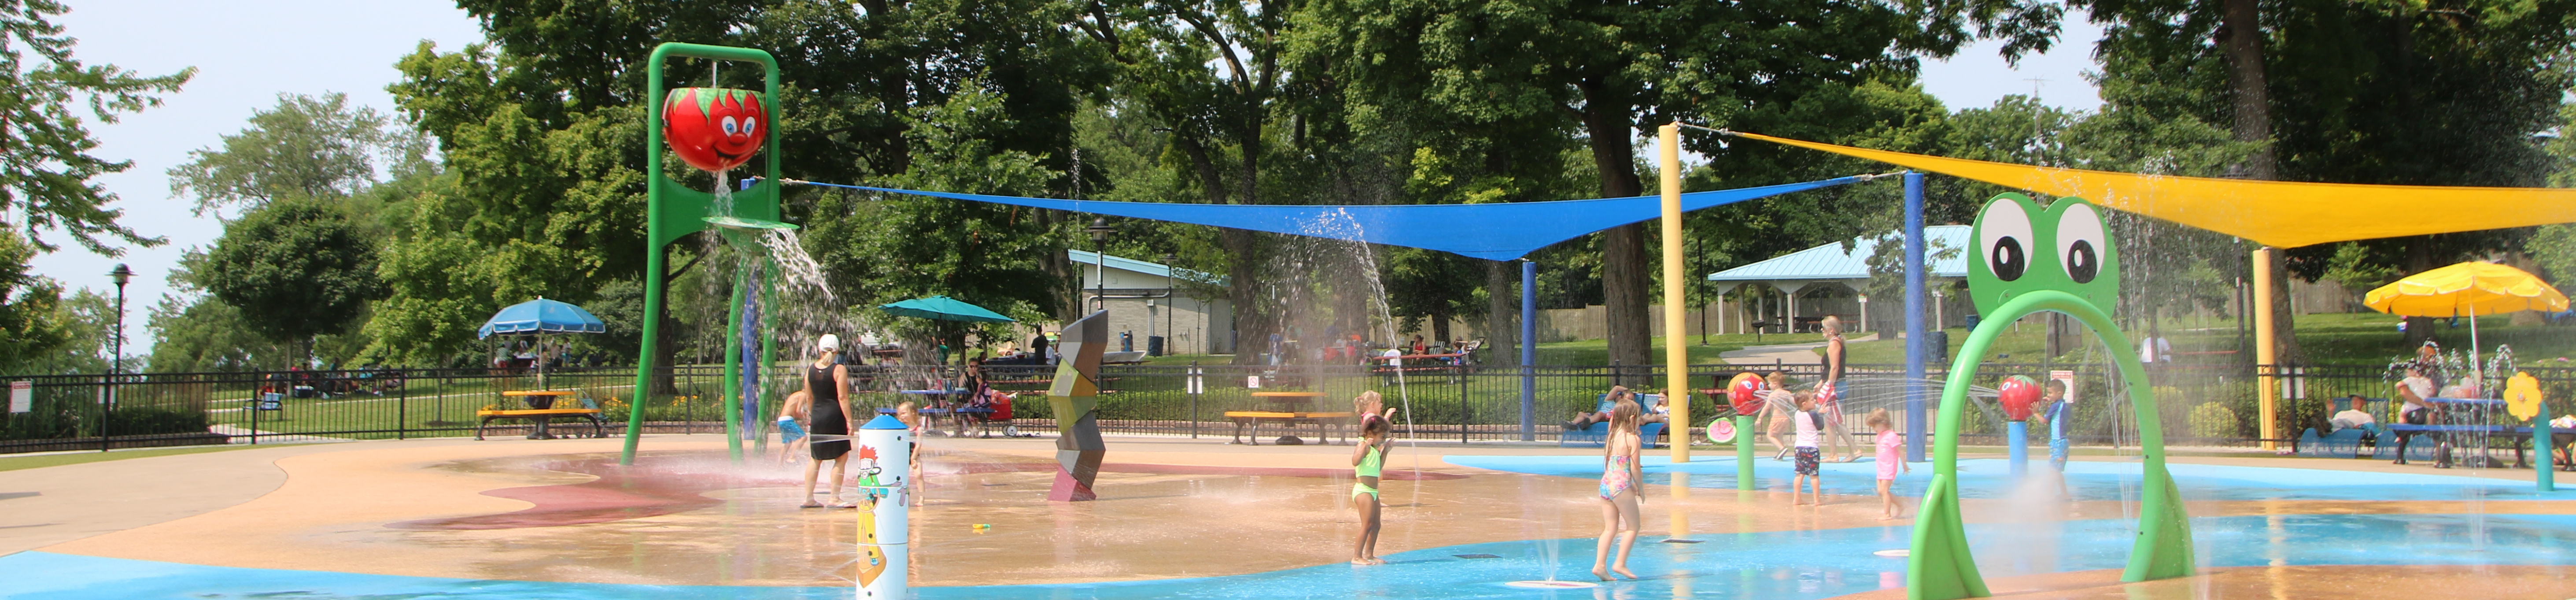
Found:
[98,376,110,452]
[397,370,408,441]
[1460,369,1471,444]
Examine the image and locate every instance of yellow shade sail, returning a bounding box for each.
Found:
[1726,131,2576,248]
[2362,261,2569,318]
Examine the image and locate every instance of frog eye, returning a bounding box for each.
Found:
[2056,202,2105,284]
[1978,197,2034,282]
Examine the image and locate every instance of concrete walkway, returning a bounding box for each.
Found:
[1720,332,1875,366]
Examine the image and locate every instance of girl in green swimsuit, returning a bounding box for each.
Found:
[1350,411,1395,565]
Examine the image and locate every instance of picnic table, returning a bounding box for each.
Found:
[1224,391,1352,445]
[878,406,1000,437]
[1368,352,1466,384]
[478,390,603,440]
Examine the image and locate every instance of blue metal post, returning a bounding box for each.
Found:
[1904,171,1928,463]
[1521,259,1539,441]
[2007,420,2028,478]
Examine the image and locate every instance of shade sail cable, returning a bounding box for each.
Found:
[779,175,1882,260]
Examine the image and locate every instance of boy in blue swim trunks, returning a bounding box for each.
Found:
[774,389,812,466]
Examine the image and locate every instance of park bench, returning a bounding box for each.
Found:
[1561,421,1666,449]
[1223,411,1354,445]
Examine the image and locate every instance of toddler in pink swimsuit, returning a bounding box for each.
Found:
[1868,408,1909,519]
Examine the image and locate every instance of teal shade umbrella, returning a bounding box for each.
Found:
[478,298,607,337]
[478,298,604,391]
[881,296,1017,323]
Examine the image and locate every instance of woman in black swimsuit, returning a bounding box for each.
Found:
[801,334,856,508]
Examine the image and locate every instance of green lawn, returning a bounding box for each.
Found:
[0,444,279,472]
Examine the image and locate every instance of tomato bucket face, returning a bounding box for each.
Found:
[663,87,768,172]
[1997,375,2040,422]
[1727,372,1765,415]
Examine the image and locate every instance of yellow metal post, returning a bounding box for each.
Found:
[2253,248,2278,451]
[1661,123,1690,463]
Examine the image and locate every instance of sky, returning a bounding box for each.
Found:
[31,1,2105,355]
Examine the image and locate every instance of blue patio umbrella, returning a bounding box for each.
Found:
[479,298,608,338]
[479,298,605,389]
[880,296,1017,323]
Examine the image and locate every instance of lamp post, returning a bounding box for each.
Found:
[1086,219,1115,314]
[1163,252,1176,355]
[104,263,131,453]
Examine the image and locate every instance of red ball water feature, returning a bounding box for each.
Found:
[662,87,768,173]
[1997,374,2041,422]
[1727,372,1766,415]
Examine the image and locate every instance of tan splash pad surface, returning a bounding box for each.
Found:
[8,434,2573,596]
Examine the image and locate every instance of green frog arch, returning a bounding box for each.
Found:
[1907,193,2193,599]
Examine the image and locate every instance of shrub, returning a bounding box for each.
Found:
[2187,402,2239,439]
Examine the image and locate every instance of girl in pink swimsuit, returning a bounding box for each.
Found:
[1591,396,1643,581]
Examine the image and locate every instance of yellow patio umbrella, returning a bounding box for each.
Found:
[2364,261,2569,373]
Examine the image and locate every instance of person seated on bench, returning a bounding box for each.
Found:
[2326,395,2378,457]
[2552,415,2576,470]
[2393,366,2436,465]
[1563,386,1664,429]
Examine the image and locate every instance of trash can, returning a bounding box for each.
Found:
[1148,335,1166,357]
[1927,330,1952,364]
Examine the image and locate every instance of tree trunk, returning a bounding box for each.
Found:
[1431,308,1452,347]
[1484,259,1518,365]
[2220,0,2299,362]
[2219,0,2276,181]
[1174,134,1273,365]
[1578,79,1650,374]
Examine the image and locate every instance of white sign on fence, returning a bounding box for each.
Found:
[1187,367,1203,395]
[7,381,27,413]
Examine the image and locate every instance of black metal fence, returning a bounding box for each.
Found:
[4,361,2571,453]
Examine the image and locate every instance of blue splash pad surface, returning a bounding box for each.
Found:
[7,513,2574,600]
[1442,455,2571,501]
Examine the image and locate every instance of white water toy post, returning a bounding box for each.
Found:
[856,415,912,600]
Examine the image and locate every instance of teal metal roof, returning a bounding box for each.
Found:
[1705,226,1972,283]
[1068,250,1230,286]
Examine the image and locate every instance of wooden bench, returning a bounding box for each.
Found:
[476,408,606,440]
[1224,411,1355,445]
[1561,421,1667,448]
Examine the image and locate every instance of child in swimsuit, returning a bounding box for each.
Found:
[1591,395,1644,581]
[1868,408,1909,520]
[1350,415,1393,565]
[1791,391,1823,506]
[774,390,812,466]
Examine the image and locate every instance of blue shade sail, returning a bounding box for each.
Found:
[788,176,1876,260]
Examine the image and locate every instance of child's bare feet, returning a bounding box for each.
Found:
[1612,566,1637,579]
[1352,558,1371,566]
[1876,514,1896,521]
[1592,566,1612,581]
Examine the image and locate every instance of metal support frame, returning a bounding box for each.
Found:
[622,43,784,466]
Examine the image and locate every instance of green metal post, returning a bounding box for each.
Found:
[1735,415,1754,490]
[622,43,782,466]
